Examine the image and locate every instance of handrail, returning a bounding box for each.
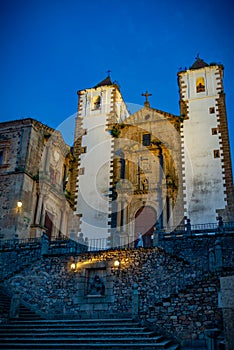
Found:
[0,221,233,253]
[164,221,234,234]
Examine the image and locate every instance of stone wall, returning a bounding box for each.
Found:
[0,246,41,282]
[3,246,231,342]
[220,276,234,350]
[158,232,234,271]
[0,118,73,240]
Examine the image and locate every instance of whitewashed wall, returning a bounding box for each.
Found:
[75,84,129,241]
[180,66,226,224]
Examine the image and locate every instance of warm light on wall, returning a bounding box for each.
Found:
[114,260,120,267]
[70,263,76,270]
[17,200,22,208]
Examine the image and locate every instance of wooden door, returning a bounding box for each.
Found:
[44,211,54,239]
[135,206,156,247]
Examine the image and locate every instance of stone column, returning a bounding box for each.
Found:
[220,276,234,350]
[123,199,128,229]
[59,208,64,237]
[116,200,121,229]
[168,196,174,227]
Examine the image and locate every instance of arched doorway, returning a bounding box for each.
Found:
[135,206,157,247]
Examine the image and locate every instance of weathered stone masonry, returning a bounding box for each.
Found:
[3,235,233,342]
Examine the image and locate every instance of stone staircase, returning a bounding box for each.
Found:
[0,289,41,321]
[0,319,180,349]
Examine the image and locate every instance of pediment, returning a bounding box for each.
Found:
[124,106,178,126]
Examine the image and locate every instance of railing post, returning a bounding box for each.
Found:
[218,216,224,233]
[186,218,191,236]
[40,232,49,256]
[132,283,139,320]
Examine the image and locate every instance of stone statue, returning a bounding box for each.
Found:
[88,275,105,296]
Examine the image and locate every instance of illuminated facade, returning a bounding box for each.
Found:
[74,58,233,246]
[178,58,233,224]
[0,58,233,243]
[74,77,129,242]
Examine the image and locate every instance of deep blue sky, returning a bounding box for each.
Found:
[0,0,233,168]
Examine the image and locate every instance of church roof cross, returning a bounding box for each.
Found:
[142,91,152,107]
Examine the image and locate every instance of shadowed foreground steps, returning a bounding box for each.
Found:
[0,318,180,350]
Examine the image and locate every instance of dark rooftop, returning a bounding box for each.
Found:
[190,57,209,70]
[94,76,113,88]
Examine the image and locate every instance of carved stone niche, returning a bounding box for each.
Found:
[75,261,114,313]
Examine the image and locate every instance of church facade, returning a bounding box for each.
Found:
[0,119,75,240]
[0,58,233,243]
[74,58,233,247]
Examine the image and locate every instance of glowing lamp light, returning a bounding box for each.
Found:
[114,260,120,267]
[70,263,76,270]
[17,200,22,208]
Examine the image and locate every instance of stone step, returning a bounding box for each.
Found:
[3,323,146,330]
[6,322,145,330]
[0,290,42,321]
[0,336,168,343]
[0,341,179,350]
[8,318,134,324]
[2,324,147,331]
[0,330,158,337]
[0,319,180,350]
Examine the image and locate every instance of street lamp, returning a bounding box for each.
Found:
[17,200,22,212]
[14,200,23,239]
[114,260,120,268]
[70,263,76,270]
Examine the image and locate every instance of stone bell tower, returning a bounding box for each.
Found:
[74,75,129,244]
[178,57,233,224]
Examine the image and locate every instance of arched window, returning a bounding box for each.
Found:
[92,95,101,110]
[196,77,205,93]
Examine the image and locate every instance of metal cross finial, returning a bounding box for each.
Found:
[195,53,200,60]
[107,70,111,77]
[142,91,152,107]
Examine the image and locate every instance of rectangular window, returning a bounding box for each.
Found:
[81,146,87,154]
[212,128,218,135]
[209,107,215,114]
[214,150,220,158]
[79,167,85,175]
[142,133,151,146]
